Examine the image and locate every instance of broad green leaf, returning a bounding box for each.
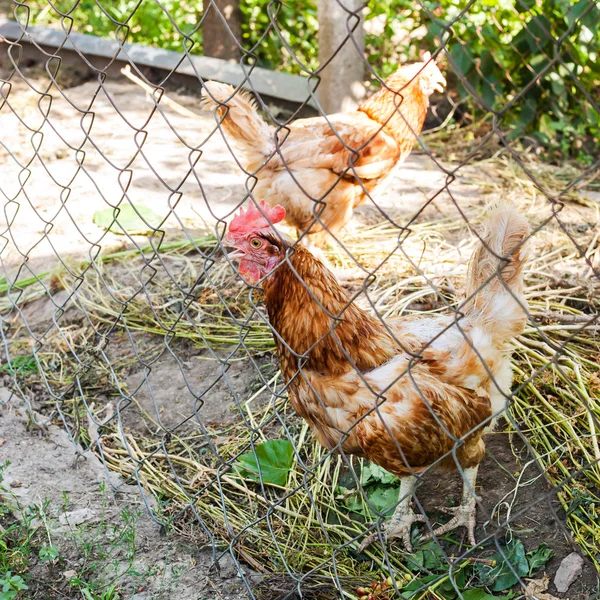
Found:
[525,16,553,50]
[93,204,163,236]
[520,98,538,126]
[360,462,398,486]
[474,539,529,592]
[366,485,400,515]
[235,440,294,487]
[461,589,500,600]
[450,43,474,75]
[478,51,495,77]
[402,574,438,597]
[338,483,400,519]
[421,541,446,570]
[569,0,600,30]
[527,543,553,574]
[538,114,555,138]
[480,79,497,109]
[515,0,536,13]
[407,550,425,571]
[338,489,364,514]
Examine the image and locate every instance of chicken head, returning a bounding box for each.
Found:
[225,201,287,284]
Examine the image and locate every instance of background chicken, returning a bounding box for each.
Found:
[205,53,446,249]
[225,201,530,551]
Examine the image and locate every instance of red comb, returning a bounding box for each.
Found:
[228,201,286,236]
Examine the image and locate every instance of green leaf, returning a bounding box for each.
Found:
[450,43,473,75]
[569,0,600,30]
[360,462,398,487]
[235,440,294,487]
[527,543,553,574]
[538,114,555,138]
[402,574,438,596]
[525,16,552,50]
[366,485,400,514]
[520,98,538,126]
[93,204,162,235]
[478,51,495,77]
[461,590,500,600]
[515,0,536,13]
[480,79,497,109]
[1,354,38,375]
[39,544,59,562]
[474,539,529,592]
[421,541,446,570]
[407,550,425,571]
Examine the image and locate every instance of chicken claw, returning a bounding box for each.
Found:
[422,466,480,546]
[358,476,425,553]
[424,502,478,546]
[359,510,426,554]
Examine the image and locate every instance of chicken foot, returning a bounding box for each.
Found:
[358,476,425,553]
[423,466,480,546]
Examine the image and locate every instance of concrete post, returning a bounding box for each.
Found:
[317,0,365,114]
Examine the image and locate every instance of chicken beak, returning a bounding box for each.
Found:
[434,77,446,94]
[227,250,245,261]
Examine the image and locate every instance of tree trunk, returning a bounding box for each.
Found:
[203,0,242,61]
[317,0,365,114]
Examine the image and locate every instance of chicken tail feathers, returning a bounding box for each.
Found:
[464,203,531,341]
[202,81,274,169]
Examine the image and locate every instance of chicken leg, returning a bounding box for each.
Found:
[359,476,425,553]
[425,466,480,545]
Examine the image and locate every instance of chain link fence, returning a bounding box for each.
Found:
[0,0,599,598]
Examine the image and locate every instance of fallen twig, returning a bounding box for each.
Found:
[120,64,204,120]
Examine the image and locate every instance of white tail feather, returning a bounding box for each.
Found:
[465,203,531,342]
[201,81,274,169]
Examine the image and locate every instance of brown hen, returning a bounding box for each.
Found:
[205,54,446,248]
[225,201,530,551]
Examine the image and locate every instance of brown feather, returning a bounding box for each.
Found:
[239,204,530,478]
[202,60,445,244]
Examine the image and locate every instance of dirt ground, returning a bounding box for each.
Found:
[0,405,253,600]
[417,433,599,600]
[1,54,599,600]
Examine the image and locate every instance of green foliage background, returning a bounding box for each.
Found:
[18,0,600,160]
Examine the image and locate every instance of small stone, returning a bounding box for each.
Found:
[63,570,77,580]
[554,552,584,594]
[59,508,96,527]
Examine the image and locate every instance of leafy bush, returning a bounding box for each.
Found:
[20,1,203,53]
[19,0,599,160]
[428,0,600,162]
[240,0,319,74]
[364,0,599,161]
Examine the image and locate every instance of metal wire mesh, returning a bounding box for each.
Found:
[1,0,599,598]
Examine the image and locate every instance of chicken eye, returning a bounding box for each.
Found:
[251,238,262,249]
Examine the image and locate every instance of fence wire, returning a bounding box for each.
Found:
[0,0,599,599]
